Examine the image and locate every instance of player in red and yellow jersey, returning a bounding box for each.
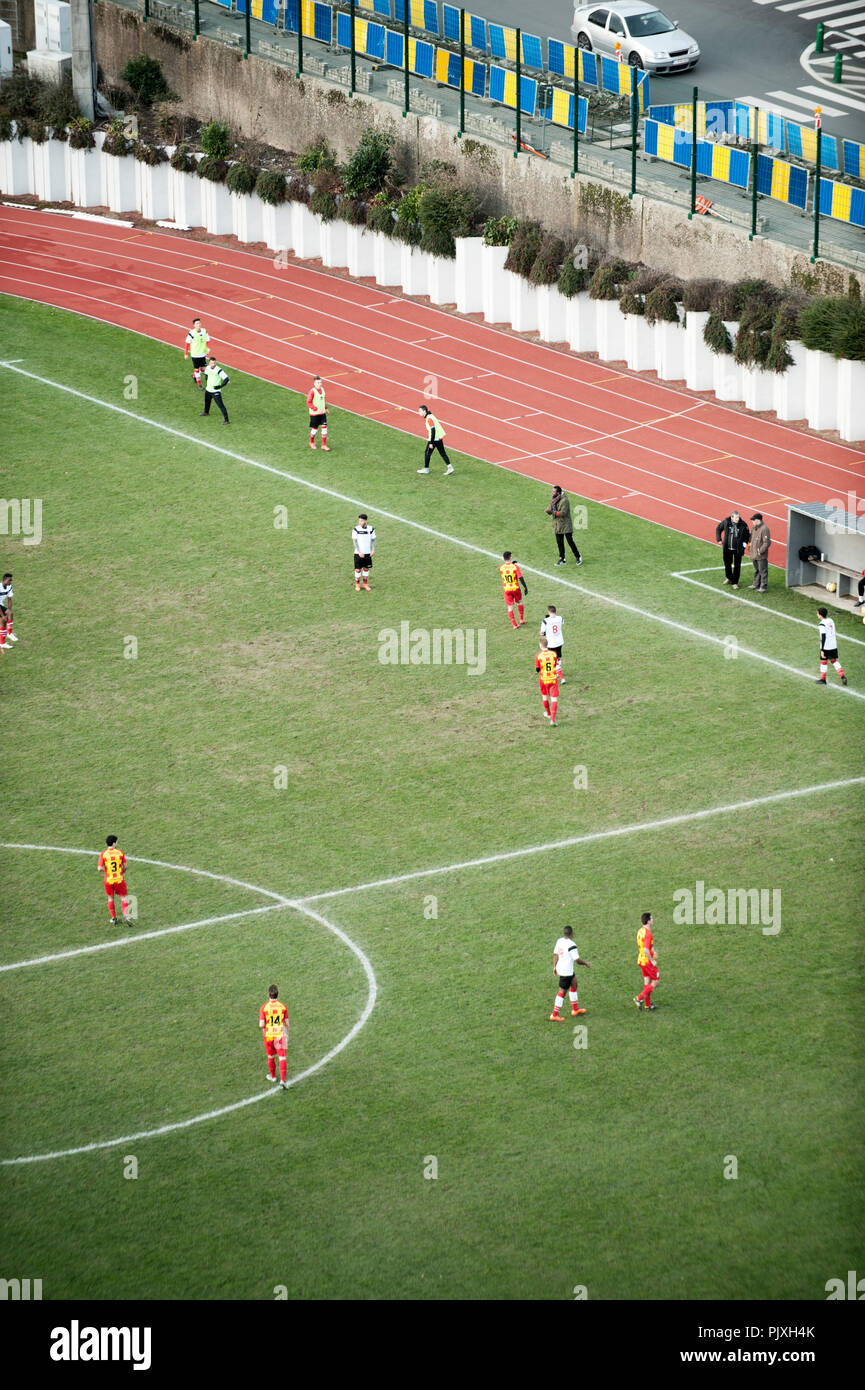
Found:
[634,911,658,1011]
[259,984,290,1088]
[499,551,528,629]
[535,635,561,725]
[97,834,130,925]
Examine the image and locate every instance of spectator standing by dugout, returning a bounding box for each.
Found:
[199,356,230,424]
[747,513,771,593]
[417,406,454,476]
[715,509,750,588]
[546,486,582,566]
[308,376,330,451]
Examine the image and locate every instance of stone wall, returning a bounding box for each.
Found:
[92,3,864,297]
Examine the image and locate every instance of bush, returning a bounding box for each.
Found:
[310,165,341,221]
[682,278,722,313]
[773,298,803,344]
[339,197,367,226]
[226,162,258,195]
[367,193,396,235]
[799,297,865,361]
[393,184,424,244]
[504,220,543,279]
[704,308,733,355]
[482,215,518,247]
[133,141,168,166]
[199,120,231,161]
[555,246,597,298]
[589,258,635,301]
[0,70,44,121]
[529,233,567,287]
[37,76,79,131]
[644,279,682,325]
[418,183,480,258]
[765,334,794,375]
[298,138,336,175]
[284,176,310,205]
[170,143,197,173]
[713,278,777,322]
[24,118,48,144]
[619,288,645,316]
[197,155,229,183]
[119,56,173,107]
[102,119,130,157]
[67,116,95,150]
[256,169,286,205]
[342,126,394,200]
[0,114,13,142]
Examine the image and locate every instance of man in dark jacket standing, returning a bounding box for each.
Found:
[715,509,750,588]
[546,486,583,566]
[747,512,771,592]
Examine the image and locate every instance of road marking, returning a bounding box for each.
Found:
[738,92,843,119]
[2,362,862,698]
[670,567,865,646]
[766,88,845,114]
[798,82,865,106]
[297,776,865,904]
[0,845,378,1165]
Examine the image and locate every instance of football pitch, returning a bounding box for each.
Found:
[1,295,863,1301]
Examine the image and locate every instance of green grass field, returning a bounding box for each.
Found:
[1,295,863,1300]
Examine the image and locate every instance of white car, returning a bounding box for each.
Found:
[571,2,700,74]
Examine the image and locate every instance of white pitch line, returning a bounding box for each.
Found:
[1,362,862,699]
[670,568,865,647]
[297,775,865,904]
[0,846,378,1165]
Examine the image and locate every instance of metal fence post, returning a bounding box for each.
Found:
[514,27,521,156]
[572,92,579,178]
[244,1,251,59]
[458,8,465,137]
[812,114,822,262]
[193,0,199,40]
[350,0,356,97]
[297,3,304,78]
[816,21,824,53]
[143,0,149,24]
[749,105,758,240]
[403,7,409,116]
[687,85,697,217]
[629,65,637,197]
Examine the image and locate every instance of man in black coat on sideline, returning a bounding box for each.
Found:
[715,510,751,588]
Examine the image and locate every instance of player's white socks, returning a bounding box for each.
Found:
[569,989,579,1005]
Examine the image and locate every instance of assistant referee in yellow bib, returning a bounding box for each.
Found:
[417,405,454,476]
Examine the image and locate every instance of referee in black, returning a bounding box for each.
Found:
[200,355,230,425]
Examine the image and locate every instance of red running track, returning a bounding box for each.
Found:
[2,204,863,562]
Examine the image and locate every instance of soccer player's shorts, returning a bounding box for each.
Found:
[549,644,562,661]
[540,680,559,698]
[309,413,327,430]
[641,963,659,981]
[104,879,127,898]
[0,605,7,617]
[265,1034,287,1060]
[822,647,839,661]
[504,588,521,606]
[191,356,207,371]
[557,974,574,990]
[354,553,373,570]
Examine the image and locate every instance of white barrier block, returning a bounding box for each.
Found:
[742,363,775,413]
[373,230,400,287]
[101,151,137,214]
[772,339,806,423]
[805,347,839,433]
[29,136,66,201]
[0,133,31,197]
[320,218,348,268]
[136,160,171,222]
[566,291,595,354]
[683,310,713,391]
[713,351,743,403]
[481,243,510,323]
[292,202,321,260]
[65,144,101,207]
[510,272,538,333]
[836,358,865,443]
[535,283,568,344]
[595,298,627,362]
[170,167,202,229]
[401,243,429,297]
[454,236,483,314]
[428,254,456,306]
[262,200,293,254]
[346,224,376,278]
[624,313,655,372]
[199,177,232,235]
[655,318,685,381]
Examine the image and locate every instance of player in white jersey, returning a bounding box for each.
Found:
[815,606,847,686]
[540,606,565,683]
[352,514,376,592]
[549,925,591,1021]
[0,573,15,652]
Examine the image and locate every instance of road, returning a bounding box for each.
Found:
[480,0,865,142]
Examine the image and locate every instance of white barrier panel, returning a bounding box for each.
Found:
[0,134,31,196]
[683,310,712,391]
[29,137,66,201]
[320,219,348,269]
[656,317,684,382]
[428,254,456,306]
[535,282,568,343]
[292,202,320,260]
[566,292,595,354]
[262,201,293,254]
[136,161,172,222]
[169,166,202,228]
[772,339,806,423]
[805,347,838,433]
[836,360,865,445]
[624,313,655,372]
[401,244,430,297]
[346,224,377,278]
[595,298,627,363]
[510,272,538,333]
[101,151,137,213]
[742,362,775,413]
[231,190,264,245]
[373,229,400,287]
[454,236,483,315]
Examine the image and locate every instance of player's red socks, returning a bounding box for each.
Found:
[267,1057,276,1080]
[549,697,558,725]
[517,603,524,623]
[279,1058,287,1083]
[508,609,518,629]
[120,896,130,919]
